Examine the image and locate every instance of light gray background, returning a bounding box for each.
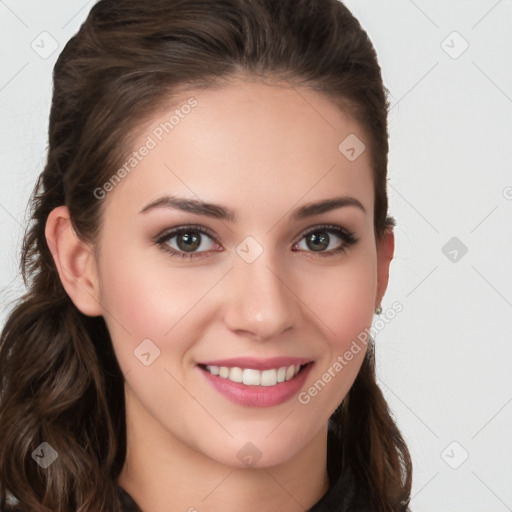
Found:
[1,1,511,511]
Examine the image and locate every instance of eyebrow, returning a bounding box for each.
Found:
[139,194,366,221]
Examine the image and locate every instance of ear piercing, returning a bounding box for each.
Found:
[375,305,382,315]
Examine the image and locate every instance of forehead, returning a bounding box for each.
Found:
[102,79,374,224]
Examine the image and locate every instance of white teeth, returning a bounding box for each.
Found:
[260,369,277,386]
[243,369,260,386]
[229,367,243,383]
[205,364,304,386]
[208,365,220,376]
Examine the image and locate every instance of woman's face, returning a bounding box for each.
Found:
[92,79,391,468]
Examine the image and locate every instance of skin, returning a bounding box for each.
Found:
[45,77,394,512]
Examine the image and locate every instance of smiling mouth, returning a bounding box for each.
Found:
[198,362,313,387]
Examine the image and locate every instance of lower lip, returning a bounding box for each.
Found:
[198,363,314,407]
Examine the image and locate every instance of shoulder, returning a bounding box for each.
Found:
[308,466,376,512]
[117,484,143,512]
[308,429,378,512]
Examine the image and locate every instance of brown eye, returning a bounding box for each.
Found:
[175,231,202,252]
[156,225,220,259]
[305,232,330,252]
[294,225,357,256]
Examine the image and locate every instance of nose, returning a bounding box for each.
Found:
[222,251,298,341]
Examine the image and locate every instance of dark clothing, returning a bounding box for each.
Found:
[116,429,377,511]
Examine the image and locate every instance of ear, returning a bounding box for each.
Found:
[375,227,394,308]
[45,206,103,317]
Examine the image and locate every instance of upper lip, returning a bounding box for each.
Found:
[197,357,313,370]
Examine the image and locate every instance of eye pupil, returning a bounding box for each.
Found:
[177,232,201,251]
[307,232,329,251]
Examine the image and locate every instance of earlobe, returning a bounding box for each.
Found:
[45,206,103,317]
[375,228,394,309]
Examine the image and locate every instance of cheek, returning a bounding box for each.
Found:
[296,264,376,410]
[96,236,225,374]
[96,238,191,354]
[99,254,166,333]
[298,253,377,350]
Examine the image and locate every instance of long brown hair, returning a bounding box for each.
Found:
[0,0,412,510]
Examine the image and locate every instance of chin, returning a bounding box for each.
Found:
[190,424,321,471]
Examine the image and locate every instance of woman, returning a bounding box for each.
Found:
[0,0,412,510]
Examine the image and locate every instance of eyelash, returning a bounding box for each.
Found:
[154,223,358,260]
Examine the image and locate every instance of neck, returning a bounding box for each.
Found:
[118,385,330,512]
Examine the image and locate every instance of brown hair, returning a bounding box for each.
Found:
[0,0,411,510]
